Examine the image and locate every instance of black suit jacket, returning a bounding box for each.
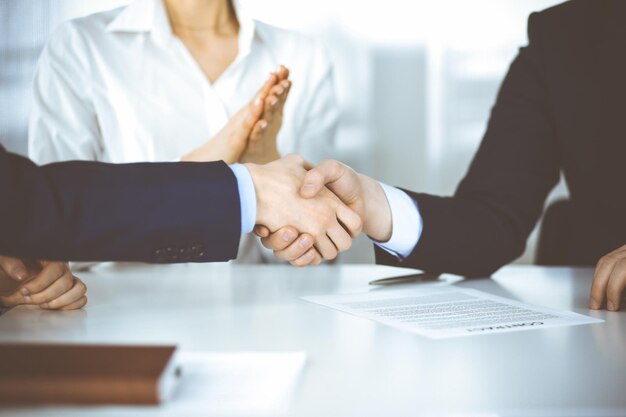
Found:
[376,0,626,277]
[0,147,241,263]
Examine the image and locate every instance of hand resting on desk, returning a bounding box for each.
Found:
[0,257,87,310]
[590,244,626,311]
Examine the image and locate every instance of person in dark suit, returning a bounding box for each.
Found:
[256,0,626,311]
[0,148,361,309]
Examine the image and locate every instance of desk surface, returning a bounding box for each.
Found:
[0,264,624,417]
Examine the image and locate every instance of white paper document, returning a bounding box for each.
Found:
[303,287,603,339]
[165,351,306,416]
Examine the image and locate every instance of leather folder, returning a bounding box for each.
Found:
[0,343,180,405]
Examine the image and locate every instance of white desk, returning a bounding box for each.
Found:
[0,264,624,417]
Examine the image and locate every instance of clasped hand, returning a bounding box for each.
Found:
[247,155,366,263]
[0,257,87,310]
[250,157,391,265]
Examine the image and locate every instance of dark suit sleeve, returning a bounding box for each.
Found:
[376,12,560,277]
[0,148,241,263]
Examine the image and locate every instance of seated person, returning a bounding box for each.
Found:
[258,0,626,311]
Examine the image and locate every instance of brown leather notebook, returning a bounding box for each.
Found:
[0,343,180,405]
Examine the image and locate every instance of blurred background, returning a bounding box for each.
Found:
[0,0,565,264]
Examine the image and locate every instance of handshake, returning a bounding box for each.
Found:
[0,155,385,311]
[246,154,392,266]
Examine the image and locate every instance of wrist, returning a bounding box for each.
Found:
[360,175,392,242]
[243,163,265,225]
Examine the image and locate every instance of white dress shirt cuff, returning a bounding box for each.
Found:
[229,164,257,234]
[374,183,423,259]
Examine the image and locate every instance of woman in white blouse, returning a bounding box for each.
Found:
[28,0,339,263]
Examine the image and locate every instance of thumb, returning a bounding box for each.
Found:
[0,256,28,282]
[253,225,271,238]
[300,160,345,198]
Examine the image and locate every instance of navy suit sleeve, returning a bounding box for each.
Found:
[375,12,560,277]
[0,148,241,263]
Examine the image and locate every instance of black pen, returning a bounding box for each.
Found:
[369,272,440,286]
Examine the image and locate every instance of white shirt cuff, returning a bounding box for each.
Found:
[229,164,256,234]
[374,183,423,259]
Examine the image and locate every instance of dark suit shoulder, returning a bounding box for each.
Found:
[527,0,615,44]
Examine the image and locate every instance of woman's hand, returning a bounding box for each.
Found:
[589,244,626,311]
[0,257,87,310]
[241,66,292,164]
[181,71,280,163]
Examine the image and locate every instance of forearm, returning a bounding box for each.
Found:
[0,151,241,263]
[375,191,530,277]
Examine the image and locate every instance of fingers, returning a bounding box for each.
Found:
[19,261,77,306]
[336,204,363,238]
[41,277,87,310]
[300,160,346,198]
[290,247,323,267]
[249,80,291,142]
[25,263,76,305]
[60,296,88,311]
[235,73,279,133]
[606,260,626,311]
[590,246,626,311]
[313,234,338,261]
[326,224,353,253]
[590,250,622,309]
[258,72,279,99]
[259,226,300,252]
[0,261,82,309]
[268,80,291,115]
[0,256,28,282]
[590,260,614,309]
[273,79,291,99]
[272,234,315,262]
[266,80,291,118]
[253,224,324,266]
[253,68,286,110]
[276,65,290,81]
[20,262,67,297]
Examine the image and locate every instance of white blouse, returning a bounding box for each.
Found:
[28,0,338,165]
[28,0,339,263]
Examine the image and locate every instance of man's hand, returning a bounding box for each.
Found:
[254,160,392,266]
[241,66,291,164]
[0,257,87,310]
[589,244,626,311]
[246,155,362,261]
